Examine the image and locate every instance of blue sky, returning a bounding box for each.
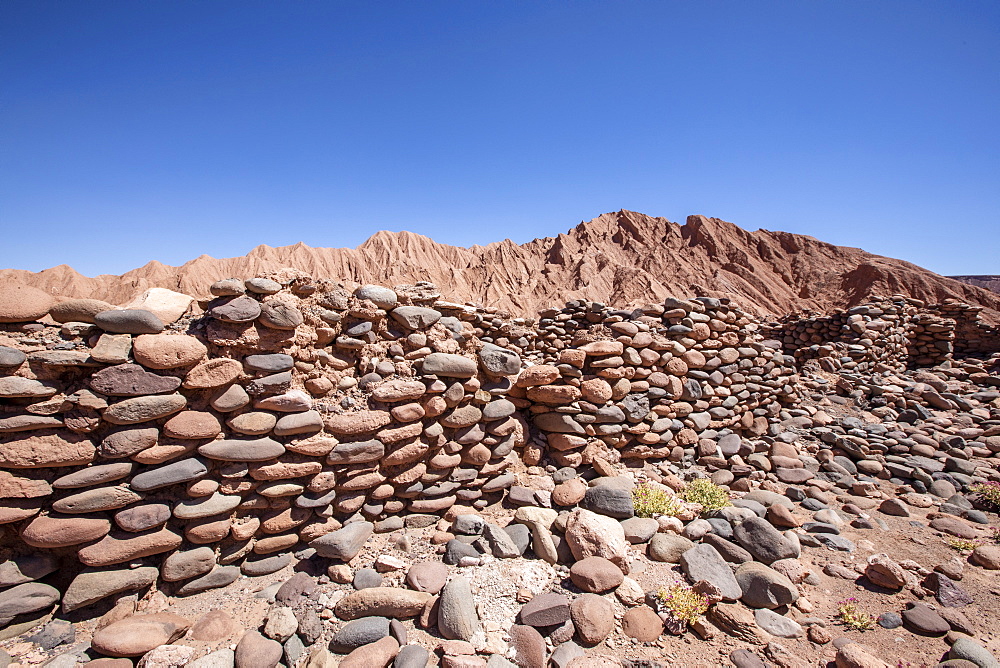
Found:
[2,1,998,277]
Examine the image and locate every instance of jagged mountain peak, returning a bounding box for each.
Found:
[2,211,998,321]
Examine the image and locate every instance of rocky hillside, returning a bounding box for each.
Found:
[950,275,1000,296]
[4,210,1000,321]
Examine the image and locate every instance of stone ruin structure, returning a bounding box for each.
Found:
[0,277,801,617]
[764,295,1000,373]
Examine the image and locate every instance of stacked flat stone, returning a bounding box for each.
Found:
[767,298,913,373]
[520,297,801,477]
[930,300,1000,357]
[1,274,997,630]
[906,312,955,367]
[767,296,1000,373]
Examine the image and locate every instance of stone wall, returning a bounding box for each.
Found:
[0,276,799,616]
[764,297,911,373]
[765,295,1000,372]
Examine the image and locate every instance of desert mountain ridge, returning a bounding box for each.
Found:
[3,210,999,322]
[949,275,1000,296]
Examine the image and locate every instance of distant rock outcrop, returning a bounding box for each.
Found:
[949,275,1000,296]
[3,210,999,321]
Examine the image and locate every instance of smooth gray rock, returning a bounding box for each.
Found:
[198,437,285,462]
[421,352,477,378]
[245,353,294,372]
[503,524,531,555]
[241,553,292,577]
[438,576,479,641]
[329,616,390,652]
[176,566,240,596]
[130,457,208,491]
[211,295,261,323]
[394,644,430,668]
[355,285,397,308]
[483,523,521,558]
[648,534,695,563]
[310,522,373,561]
[390,306,441,331]
[478,344,521,376]
[948,637,1000,668]
[0,554,58,587]
[0,346,27,368]
[245,278,282,294]
[679,544,741,601]
[0,583,60,625]
[753,608,802,637]
[733,516,797,564]
[353,568,383,590]
[94,309,164,334]
[735,562,799,609]
[61,566,158,612]
[258,303,303,330]
[621,517,659,544]
[582,484,634,519]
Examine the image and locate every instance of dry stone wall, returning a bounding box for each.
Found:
[766,295,1000,372]
[0,276,800,618]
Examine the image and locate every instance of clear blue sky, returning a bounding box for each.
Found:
[2,1,998,277]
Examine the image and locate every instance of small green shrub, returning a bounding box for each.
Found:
[946,537,982,553]
[969,481,1000,510]
[836,598,876,631]
[656,581,710,626]
[632,484,683,518]
[679,478,732,515]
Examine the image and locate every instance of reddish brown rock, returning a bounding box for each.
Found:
[570,557,625,593]
[183,358,243,388]
[49,298,115,323]
[324,410,392,436]
[570,593,615,645]
[163,411,222,439]
[552,478,587,506]
[339,636,399,668]
[0,431,95,469]
[515,365,561,387]
[0,283,55,323]
[91,613,188,657]
[132,334,207,369]
[235,630,282,668]
[0,471,52,498]
[90,364,182,397]
[21,513,111,548]
[621,606,662,642]
[190,609,239,641]
[508,624,546,668]
[77,528,183,566]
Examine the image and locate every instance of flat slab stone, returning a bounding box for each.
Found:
[173,493,242,519]
[198,437,285,462]
[103,395,187,425]
[679,543,741,601]
[90,365,181,397]
[130,458,208,491]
